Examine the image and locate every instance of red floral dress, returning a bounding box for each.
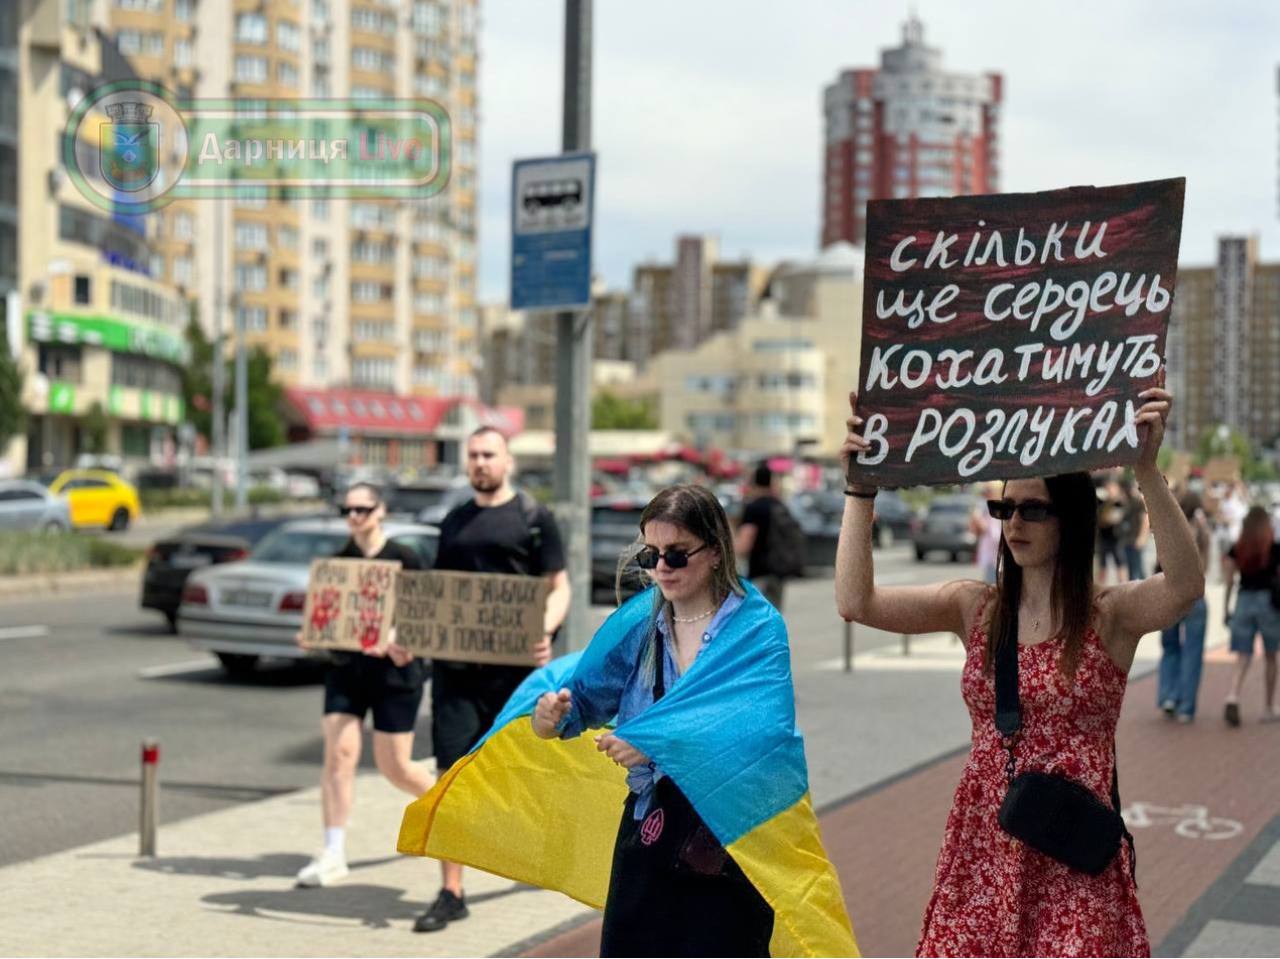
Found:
[916,604,1149,958]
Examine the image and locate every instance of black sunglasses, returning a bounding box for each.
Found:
[987,499,1058,523]
[635,543,709,570]
[338,505,376,518]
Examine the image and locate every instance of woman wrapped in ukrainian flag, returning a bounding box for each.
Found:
[399,484,857,957]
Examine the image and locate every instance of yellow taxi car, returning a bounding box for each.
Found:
[47,470,141,531]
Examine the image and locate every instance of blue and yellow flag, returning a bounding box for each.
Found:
[398,583,858,957]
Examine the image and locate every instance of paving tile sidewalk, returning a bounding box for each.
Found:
[0,764,595,958]
[4,575,1266,958]
[527,597,1280,959]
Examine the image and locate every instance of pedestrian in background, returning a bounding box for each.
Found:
[734,462,805,611]
[1157,492,1213,722]
[414,425,570,933]
[971,481,1003,584]
[1121,478,1150,581]
[295,482,433,888]
[1221,506,1280,727]
[835,381,1204,958]
[1096,476,1129,585]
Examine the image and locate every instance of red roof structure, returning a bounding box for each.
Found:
[283,388,525,439]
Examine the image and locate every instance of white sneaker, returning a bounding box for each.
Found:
[296,848,349,887]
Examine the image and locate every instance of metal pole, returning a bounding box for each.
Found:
[234,293,248,510]
[211,203,225,519]
[555,0,592,652]
[843,620,854,673]
[139,739,159,857]
[901,632,911,656]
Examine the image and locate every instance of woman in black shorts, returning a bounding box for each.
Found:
[295,481,434,887]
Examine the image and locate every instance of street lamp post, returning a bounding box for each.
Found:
[554,0,593,653]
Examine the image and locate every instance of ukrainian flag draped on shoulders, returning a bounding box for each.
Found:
[398,582,859,957]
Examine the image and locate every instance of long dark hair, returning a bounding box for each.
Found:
[984,472,1098,680]
[1235,506,1275,576]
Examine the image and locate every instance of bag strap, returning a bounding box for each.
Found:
[994,608,1021,784]
[1111,744,1138,885]
[652,620,666,702]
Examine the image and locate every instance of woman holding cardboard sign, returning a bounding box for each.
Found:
[835,382,1204,958]
[294,481,434,889]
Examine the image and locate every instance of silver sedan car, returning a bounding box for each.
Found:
[178,517,439,675]
[0,480,72,532]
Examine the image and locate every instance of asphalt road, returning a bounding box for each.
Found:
[0,542,968,869]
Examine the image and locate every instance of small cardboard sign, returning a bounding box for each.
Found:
[1203,456,1242,487]
[395,570,550,666]
[300,558,400,652]
[850,177,1185,487]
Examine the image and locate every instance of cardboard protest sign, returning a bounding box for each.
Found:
[1165,450,1193,490]
[1203,456,1242,487]
[849,178,1185,487]
[300,558,400,652]
[395,570,550,666]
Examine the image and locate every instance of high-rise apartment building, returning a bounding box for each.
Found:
[101,0,480,397]
[631,235,763,360]
[4,0,189,475]
[822,15,1002,246]
[1167,236,1280,452]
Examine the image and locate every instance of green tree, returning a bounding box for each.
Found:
[79,401,109,454]
[1195,424,1278,482]
[591,390,658,430]
[181,312,284,451]
[181,309,214,444]
[0,347,25,453]
[244,346,285,450]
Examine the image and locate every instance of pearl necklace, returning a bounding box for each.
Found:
[672,607,716,624]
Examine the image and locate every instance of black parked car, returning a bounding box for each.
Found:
[590,496,650,605]
[141,516,297,631]
[871,490,920,547]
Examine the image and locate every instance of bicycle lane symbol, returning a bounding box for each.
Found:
[1123,802,1243,841]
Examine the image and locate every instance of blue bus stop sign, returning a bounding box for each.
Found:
[511,152,595,311]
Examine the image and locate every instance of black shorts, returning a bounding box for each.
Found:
[324,656,426,734]
[430,662,532,772]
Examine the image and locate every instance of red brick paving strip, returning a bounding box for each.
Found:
[521,659,1280,957]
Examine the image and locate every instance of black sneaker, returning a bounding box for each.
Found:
[414,889,469,933]
[1225,701,1241,727]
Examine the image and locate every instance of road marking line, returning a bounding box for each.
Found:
[138,657,219,678]
[0,626,50,641]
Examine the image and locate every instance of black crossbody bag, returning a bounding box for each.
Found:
[994,613,1136,879]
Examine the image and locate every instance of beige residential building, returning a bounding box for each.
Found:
[644,311,827,455]
[638,242,864,459]
[3,0,188,475]
[496,360,638,433]
[100,0,481,396]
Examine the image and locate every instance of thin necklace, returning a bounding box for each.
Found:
[672,607,716,624]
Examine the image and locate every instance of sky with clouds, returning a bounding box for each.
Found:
[475,0,1280,302]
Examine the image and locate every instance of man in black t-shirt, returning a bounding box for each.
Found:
[414,426,569,934]
[735,462,787,610]
[295,482,435,890]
